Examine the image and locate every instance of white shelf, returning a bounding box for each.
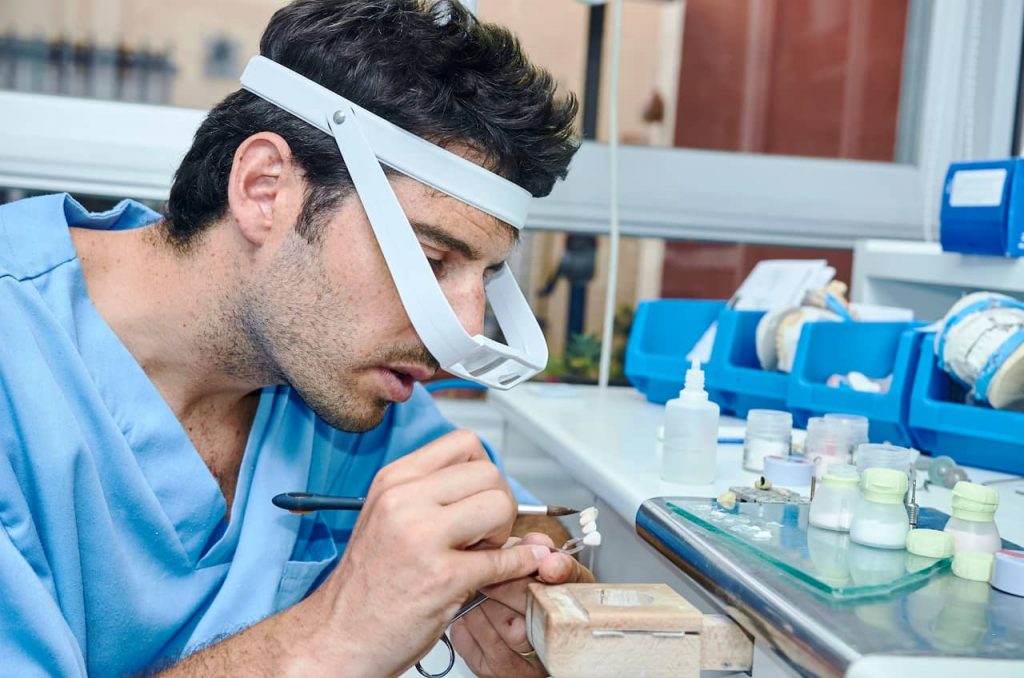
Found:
[852,239,1024,321]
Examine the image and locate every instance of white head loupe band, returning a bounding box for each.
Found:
[240,56,547,389]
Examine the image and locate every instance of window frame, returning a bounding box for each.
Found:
[529,0,1024,248]
[0,1,1020,249]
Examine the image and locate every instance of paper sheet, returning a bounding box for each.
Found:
[686,260,836,362]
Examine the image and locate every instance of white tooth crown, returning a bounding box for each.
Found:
[577,506,601,549]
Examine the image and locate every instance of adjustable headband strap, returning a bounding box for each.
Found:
[240,55,532,228]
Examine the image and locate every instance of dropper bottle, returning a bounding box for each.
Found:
[661,359,720,484]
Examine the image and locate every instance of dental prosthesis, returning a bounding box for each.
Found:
[580,506,601,546]
[935,291,1024,411]
[756,281,854,373]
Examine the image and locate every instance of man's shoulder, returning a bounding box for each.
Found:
[0,194,77,280]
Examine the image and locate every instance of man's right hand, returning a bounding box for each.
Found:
[302,429,550,675]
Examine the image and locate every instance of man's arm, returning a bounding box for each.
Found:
[162,430,550,677]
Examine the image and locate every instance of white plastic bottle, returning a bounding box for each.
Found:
[661,359,720,484]
[944,481,1001,555]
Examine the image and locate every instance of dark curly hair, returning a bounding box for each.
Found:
[164,0,580,248]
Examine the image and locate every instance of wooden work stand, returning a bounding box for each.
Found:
[526,583,753,678]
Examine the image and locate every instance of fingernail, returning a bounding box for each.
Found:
[529,545,551,561]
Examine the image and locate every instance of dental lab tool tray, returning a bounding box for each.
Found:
[663,498,951,600]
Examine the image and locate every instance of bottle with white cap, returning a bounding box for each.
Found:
[943,481,1001,554]
[661,359,719,484]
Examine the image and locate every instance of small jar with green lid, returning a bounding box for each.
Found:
[944,481,1001,555]
[849,467,910,549]
[809,463,860,532]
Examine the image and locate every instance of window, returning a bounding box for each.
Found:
[1,1,1021,247]
[481,0,1024,247]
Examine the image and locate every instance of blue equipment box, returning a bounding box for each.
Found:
[908,333,1024,475]
[940,158,1024,257]
[705,309,796,421]
[625,299,726,404]
[787,322,924,447]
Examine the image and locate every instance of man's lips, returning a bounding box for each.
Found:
[385,364,436,382]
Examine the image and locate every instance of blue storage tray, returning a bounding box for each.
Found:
[908,333,1024,475]
[625,299,727,404]
[788,322,924,447]
[705,309,794,420]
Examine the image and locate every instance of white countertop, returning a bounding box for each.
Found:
[490,384,1024,546]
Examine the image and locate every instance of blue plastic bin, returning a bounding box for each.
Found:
[908,333,1024,475]
[705,309,795,420]
[788,322,924,446]
[625,299,727,404]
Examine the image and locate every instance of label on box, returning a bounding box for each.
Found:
[949,168,1007,207]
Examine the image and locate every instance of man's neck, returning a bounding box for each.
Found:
[71,223,265,509]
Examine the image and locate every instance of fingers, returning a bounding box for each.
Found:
[480,598,528,652]
[538,552,595,585]
[517,532,555,548]
[441,489,518,548]
[416,459,509,507]
[449,618,488,676]
[367,430,489,497]
[480,532,597,614]
[512,532,595,585]
[452,607,540,678]
[460,543,549,594]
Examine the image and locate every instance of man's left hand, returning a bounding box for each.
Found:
[449,533,595,677]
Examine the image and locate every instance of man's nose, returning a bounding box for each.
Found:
[444,275,486,338]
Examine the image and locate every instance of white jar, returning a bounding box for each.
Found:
[809,463,860,532]
[944,481,1001,555]
[855,443,918,477]
[804,416,853,478]
[823,413,868,460]
[849,467,910,549]
[743,409,792,472]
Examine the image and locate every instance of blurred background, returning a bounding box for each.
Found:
[2,0,1009,383]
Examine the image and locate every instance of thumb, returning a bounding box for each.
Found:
[465,543,549,590]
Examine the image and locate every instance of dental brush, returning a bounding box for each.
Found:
[272,492,579,517]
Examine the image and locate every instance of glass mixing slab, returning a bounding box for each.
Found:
[666,498,951,599]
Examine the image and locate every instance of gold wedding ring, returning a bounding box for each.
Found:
[517,649,538,660]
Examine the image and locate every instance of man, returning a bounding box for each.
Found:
[0,1,588,675]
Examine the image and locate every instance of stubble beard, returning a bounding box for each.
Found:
[225,238,439,433]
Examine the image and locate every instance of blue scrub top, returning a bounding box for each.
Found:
[0,194,534,676]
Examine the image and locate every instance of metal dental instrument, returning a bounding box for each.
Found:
[416,536,584,677]
[272,492,579,517]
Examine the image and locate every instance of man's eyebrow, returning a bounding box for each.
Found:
[410,220,519,261]
[410,221,479,259]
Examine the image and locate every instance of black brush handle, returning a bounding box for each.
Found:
[272,492,366,512]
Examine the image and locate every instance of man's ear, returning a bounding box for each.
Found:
[226,132,300,247]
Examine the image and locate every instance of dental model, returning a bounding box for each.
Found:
[580,506,601,546]
[755,281,853,373]
[936,291,1024,410]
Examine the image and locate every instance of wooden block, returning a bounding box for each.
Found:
[700,614,753,672]
[526,583,703,678]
